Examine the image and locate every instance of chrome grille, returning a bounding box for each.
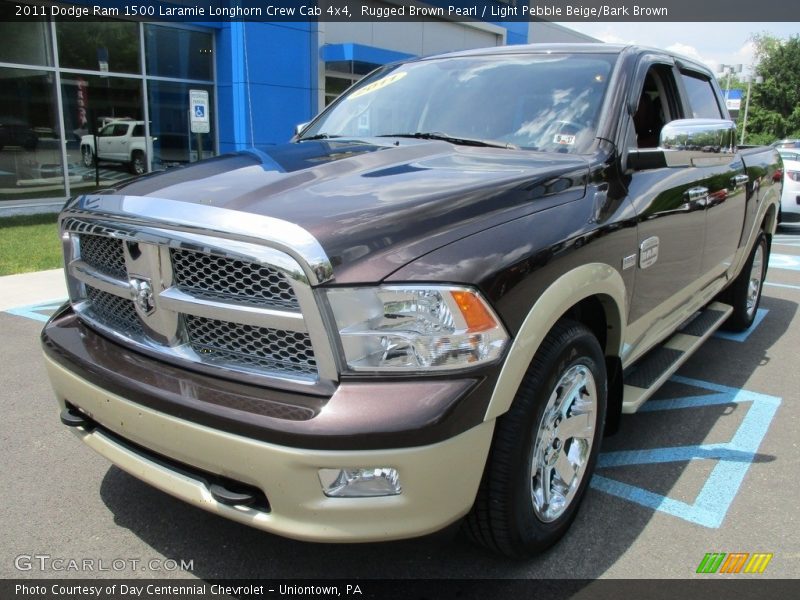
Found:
[185,315,317,377]
[61,207,336,394]
[171,249,298,310]
[80,235,127,280]
[85,285,143,336]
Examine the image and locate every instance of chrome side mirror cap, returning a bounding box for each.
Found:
[628,119,738,171]
[659,119,737,167]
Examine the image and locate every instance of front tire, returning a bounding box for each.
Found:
[722,232,768,332]
[81,146,95,168]
[465,320,607,557]
[130,151,146,175]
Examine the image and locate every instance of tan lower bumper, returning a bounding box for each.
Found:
[45,355,495,542]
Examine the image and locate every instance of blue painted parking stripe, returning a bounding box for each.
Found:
[4,298,66,323]
[598,444,756,468]
[714,308,768,342]
[591,376,781,528]
[591,476,723,528]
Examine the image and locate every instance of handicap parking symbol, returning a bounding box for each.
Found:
[591,375,781,528]
[194,105,205,118]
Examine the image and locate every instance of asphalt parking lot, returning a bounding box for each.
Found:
[1,227,799,582]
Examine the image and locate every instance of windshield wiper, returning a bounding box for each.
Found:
[377,132,517,150]
[297,133,343,141]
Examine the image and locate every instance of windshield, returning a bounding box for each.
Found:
[301,53,617,154]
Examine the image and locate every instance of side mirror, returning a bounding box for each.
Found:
[628,119,737,170]
[659,119,737,166]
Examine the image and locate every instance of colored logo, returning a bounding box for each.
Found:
[696,552,773,574]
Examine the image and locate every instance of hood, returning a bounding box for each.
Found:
[117,139,589,282]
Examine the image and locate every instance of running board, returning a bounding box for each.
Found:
[621,301,733,413]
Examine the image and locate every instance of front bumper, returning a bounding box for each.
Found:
[42,306,499,541]
[45,356,495,541]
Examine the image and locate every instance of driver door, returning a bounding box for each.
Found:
[626,60,706,330]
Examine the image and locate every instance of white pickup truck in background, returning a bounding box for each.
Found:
[80,119,151,175]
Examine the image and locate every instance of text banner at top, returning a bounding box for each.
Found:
[7,0,796,22]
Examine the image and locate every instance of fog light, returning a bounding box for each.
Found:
[318,467,402,498]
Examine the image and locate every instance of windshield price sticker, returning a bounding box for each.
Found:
[348,72,407,100]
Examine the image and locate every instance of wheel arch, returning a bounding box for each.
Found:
[485,263,626,421]
[763,200,778,237]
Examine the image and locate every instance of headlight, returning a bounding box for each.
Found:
[324,285,509,372]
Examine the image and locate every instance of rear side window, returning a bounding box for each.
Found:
[132,124,144,137]
[680,72,722,119]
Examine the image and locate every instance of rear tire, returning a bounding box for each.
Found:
[465,320,607,557]
[722,233,768,332]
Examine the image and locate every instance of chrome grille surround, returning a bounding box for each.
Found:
[59,195,337,395]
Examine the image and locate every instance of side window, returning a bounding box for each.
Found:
[132,124,144,137]
[112,124,129,136]
[680,72,722,119]
[632,65,678,148]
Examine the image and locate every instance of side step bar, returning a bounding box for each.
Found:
[621,301,733,413]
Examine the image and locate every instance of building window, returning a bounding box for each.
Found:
[60,74,144,191]
[56,19,141,74]
[0,68,64,202]
[147,81,215,166]
[324,73,360,106]
[144,25,213,81]
[0,3,52,66]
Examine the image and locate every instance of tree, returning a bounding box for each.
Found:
[743,33,800,143]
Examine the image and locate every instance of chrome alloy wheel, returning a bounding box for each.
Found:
[531,364,597,523]
[746,243,765,318]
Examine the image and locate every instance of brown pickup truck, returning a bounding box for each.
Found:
[43,43,781,557]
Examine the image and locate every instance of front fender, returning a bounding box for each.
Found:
[484,263,627,421]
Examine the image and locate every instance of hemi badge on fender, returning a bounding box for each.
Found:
[639,236,660,269]
[622,254,636,270]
